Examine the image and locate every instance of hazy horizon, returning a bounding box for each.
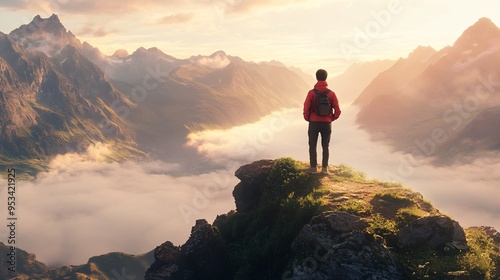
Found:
[2,105,498,267]
[2,1,500,75]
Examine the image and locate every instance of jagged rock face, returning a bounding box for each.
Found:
[397,215,467,250]
[177,219,229,279]
[145,241,180,280]
[288,212,404,280]
[232,159,274,212]
[146,219,230,280]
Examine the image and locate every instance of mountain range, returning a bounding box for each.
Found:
[0,25,139,175]
[354,17,500,164]
[2,15,499,173]
[0,14,311,173]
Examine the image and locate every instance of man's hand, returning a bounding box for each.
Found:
[333,112,341,121]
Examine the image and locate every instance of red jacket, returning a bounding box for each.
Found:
[303,81,341,122]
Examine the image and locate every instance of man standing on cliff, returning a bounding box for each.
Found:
[303,69,341,174]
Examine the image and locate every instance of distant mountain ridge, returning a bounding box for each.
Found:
[1,14,312,171]
[355,17,500,163]
[330,59,395,105]
[0,242,154,279]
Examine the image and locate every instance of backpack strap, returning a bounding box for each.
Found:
[313,89,331,94]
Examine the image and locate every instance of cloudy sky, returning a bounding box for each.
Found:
[1,0,500,74]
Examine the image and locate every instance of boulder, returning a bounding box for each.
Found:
[289,211,403,280]
[397,215,467,250]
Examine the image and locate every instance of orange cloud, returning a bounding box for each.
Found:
[0,0,179,14]
[0,0,309,15]
[221,0,307,14]
[157,13,195,25]
[78,24,119,37]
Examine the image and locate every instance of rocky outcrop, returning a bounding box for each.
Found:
[232,159,274,212]
[397,215,468,250]
[146,219,230,280]
[145,241,180,280]
[288,231,403,280]
[145,159,491,280]
[1,159,498,279]
[288,212,403,280]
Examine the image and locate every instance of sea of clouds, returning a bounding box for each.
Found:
[1,106,498,267]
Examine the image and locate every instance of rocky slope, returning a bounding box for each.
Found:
[145,158,500,280]
[0,30,139,176]
[330,59,395,105]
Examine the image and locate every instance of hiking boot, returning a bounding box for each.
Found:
[307,166,317,173]
[321,166,329,174]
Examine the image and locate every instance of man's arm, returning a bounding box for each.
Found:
[331,92,341,120]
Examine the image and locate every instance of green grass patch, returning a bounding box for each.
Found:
[395,206,428,229]
[331,164,367,182]
[459,228,499,280]
[336,199,372,217]
[396,247,465,279]
[367,213,396,236]
[374,191,414,205]
[371,179,404,188]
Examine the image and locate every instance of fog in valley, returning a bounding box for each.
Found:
[1,106,498,267]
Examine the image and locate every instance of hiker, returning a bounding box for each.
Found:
[303,69,341,174]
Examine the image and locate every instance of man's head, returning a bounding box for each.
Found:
[316,69,328,81]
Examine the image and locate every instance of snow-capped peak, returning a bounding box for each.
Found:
[8,14,82,57]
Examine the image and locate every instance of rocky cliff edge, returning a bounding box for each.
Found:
[146,158,500,280]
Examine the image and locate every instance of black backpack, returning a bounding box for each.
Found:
[314,89,331,116]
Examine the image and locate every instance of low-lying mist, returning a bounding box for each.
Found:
[0,143,239,266]
[187,106,500,229]
[1,106,498,268]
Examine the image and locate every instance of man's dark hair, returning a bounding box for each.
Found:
[316,69,328,81]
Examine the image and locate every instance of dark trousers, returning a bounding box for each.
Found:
[308,122,332,167]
